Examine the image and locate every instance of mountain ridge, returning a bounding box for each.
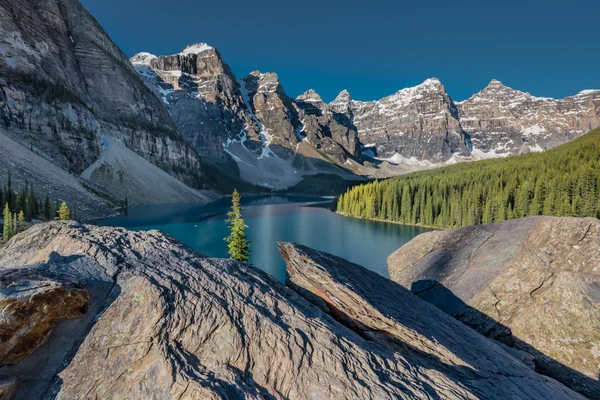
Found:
[132,43,600,188]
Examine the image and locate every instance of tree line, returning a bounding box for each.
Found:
[337,128,600,228]
[1,172,74,243]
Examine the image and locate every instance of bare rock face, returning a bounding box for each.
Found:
[0,269,88,365]
[0,221,583,399]
[132,44,257,163]
[388,216,600,398]
[279,242,582,399]
[458,80,600,155]
[347,78,470,162]
[0,0,209,202]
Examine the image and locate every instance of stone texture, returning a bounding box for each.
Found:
[279,242,582,399]
[388,216,600,398]
[0,0,211,205]
[0,269,88,365]
[0,221,582,399]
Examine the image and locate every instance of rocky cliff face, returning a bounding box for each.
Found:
[0,0,211,207]
[133,48,362,189]
[348,78,470,162]
[388,216,600,398]
[458,80,600,156]
[0,222,582,399]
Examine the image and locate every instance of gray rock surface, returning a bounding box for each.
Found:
[279,242,583,399]
[0,0,213,207]
[0,221,582,399]
[388,216,600,398]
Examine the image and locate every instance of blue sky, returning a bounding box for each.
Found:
[81,0,599,102]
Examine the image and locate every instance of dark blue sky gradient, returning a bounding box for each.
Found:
[80,0,599,102]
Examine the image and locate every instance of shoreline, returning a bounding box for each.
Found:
[335,211,445,230]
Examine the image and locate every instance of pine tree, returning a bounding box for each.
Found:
[224,190,251,263]
[58,202,70,220]
[17,210,26,233]
[3,203,12,243]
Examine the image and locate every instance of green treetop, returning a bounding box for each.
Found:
[17,210,26,233]
[3,203,13,243]
[224,189,251,263]
[58,201,71,220]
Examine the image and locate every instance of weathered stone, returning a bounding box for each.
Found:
[388,216,600,398]
[0,269,88,365]
[279,242,583,399]
[0,221,583,399]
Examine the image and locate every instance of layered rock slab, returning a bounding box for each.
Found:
[279,242,582,399]
[388,216,600,398]
[0,221,582,399]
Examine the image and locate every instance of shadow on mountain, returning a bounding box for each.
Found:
[411,280,599,398]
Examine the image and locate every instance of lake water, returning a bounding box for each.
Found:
[98,195,433,282]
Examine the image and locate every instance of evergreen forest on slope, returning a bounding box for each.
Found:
[337,128,600,228]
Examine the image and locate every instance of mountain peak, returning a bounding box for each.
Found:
[297,89,323,103]
[130,52,157,65]
[180,43,214,55]
[332,89,352,102]
[486,79,505,88]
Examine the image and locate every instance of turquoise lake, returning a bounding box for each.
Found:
[99,195,433,282]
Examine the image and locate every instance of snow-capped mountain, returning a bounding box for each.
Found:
[457,80,600,156]
[131,43,600,187]
[131,46,361,188]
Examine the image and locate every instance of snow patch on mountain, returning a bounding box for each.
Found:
[180,43,213,55]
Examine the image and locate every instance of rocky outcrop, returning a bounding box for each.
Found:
[458,80,600,156]
[388,216,600,398]
[0,0,212,206]
[279,242,582,399]
[0,221,582,399]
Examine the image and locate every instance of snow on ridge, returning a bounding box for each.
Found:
[130,52,157,65]
[576,89,600,97]
[180,43,214,55]
[237,78,277,159]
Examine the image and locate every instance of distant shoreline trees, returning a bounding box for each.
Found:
[225,189,251,263]
[1,172,75,243]
[337,128,600,229]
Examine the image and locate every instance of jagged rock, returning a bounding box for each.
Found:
[388,216,600,398]
[0,269,88,365]
[0,221,581,399]
[458,80,600,156]
[0,0,211,206]
[348,78,470,162]
[278,242,582,399]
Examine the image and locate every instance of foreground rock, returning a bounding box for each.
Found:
[0,222,581,399]
[0,269,88,365]
[388,216,600,398]
[279,242,582,399]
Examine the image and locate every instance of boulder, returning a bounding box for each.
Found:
[0,221,583,399]
[279,241,582,399]
[388,216,600,398]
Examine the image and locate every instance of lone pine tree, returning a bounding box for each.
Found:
[225,189,251,263]
[58,201,70,220]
